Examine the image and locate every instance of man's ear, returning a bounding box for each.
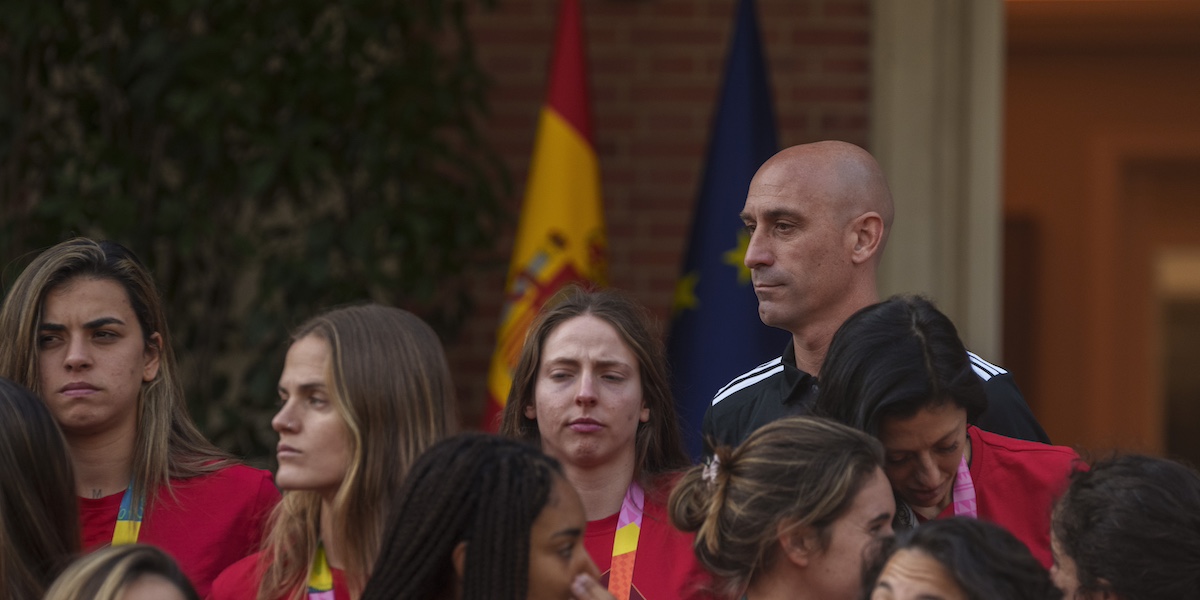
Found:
[452,541,468,581]
[777,521,818,568]
[848,212,885,265]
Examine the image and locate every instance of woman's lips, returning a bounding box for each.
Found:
[277,444,302,459]
[568,418,603,433]
[60,382,99,397]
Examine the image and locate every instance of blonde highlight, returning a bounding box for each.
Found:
[258,304,455,599]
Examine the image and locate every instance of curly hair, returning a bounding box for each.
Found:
[862,517,1060,600]
[1052,454,1200,600]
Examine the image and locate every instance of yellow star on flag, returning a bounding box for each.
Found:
[673,271,699,314]
[722,230,753,284]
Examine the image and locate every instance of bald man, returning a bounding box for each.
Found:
[703,141,1048,448]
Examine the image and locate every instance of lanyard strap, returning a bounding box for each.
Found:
[111,483,145,546]
[307,542,336,600]
[895,452,978,529]
[608,481,644,600]
[950,453,978,518]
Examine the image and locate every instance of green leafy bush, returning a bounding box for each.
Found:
[0,0,506,463]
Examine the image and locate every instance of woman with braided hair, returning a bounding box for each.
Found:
[669,417,895,600]
[500,287,711,599]
[361,433,614,599]
[210,304,455,599]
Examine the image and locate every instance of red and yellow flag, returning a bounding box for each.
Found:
[482,0,607,429]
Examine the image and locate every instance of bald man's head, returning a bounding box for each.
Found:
[741,141,894,336]
[756,141,895,244]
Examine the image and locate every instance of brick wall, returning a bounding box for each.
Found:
[449,0,870,427]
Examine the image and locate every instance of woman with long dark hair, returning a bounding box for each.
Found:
[815,295,1080,567]
[0,376,79,599]
[0,238,278,596]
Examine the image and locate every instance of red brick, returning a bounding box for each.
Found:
[449,0,871,425]
[792,28,869,46]
[822,57,869,74]
[792,86,869,103]
[821,0,870,20]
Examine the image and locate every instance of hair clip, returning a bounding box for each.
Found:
[702,455,721,484]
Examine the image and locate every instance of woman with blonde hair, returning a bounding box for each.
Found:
[500,287,707,599]
[45,544,198,600]
[211,303,456,599]
[0,376,79,600]
[670,417,895,600]
[0,238,278,597]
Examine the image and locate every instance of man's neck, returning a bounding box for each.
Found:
[790,288,881,376]
[67,426,136,499]
[562,454,638,522]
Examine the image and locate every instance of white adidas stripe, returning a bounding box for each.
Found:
[713,357,783,398]
[712,364,785,407]
[968,351,1006,380]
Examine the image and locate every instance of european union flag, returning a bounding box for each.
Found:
[668,0,789,458]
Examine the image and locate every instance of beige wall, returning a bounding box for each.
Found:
[871,0,1006,359]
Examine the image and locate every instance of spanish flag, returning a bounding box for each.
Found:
[482,0,607,429]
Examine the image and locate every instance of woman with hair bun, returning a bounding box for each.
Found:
[0,376,79,600]
[0,238,278,597]
[500,287,708,599]
[211,303,456,600]
[1050,454,1200,600]
[669,416,895,600]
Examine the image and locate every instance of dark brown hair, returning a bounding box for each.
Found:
[362,434,562,600]
[0,377,80,600]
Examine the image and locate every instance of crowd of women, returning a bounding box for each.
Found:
[1,237,1198,600]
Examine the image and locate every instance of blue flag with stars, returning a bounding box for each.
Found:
[668,0,789,458]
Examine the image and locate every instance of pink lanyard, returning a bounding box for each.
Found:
[607,481,644,600]
[951,454,978,518]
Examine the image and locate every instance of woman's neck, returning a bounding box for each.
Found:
[563,454,638,522]
[320,497,343,570]
[745,561,810,600]
[67,425,136,499]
